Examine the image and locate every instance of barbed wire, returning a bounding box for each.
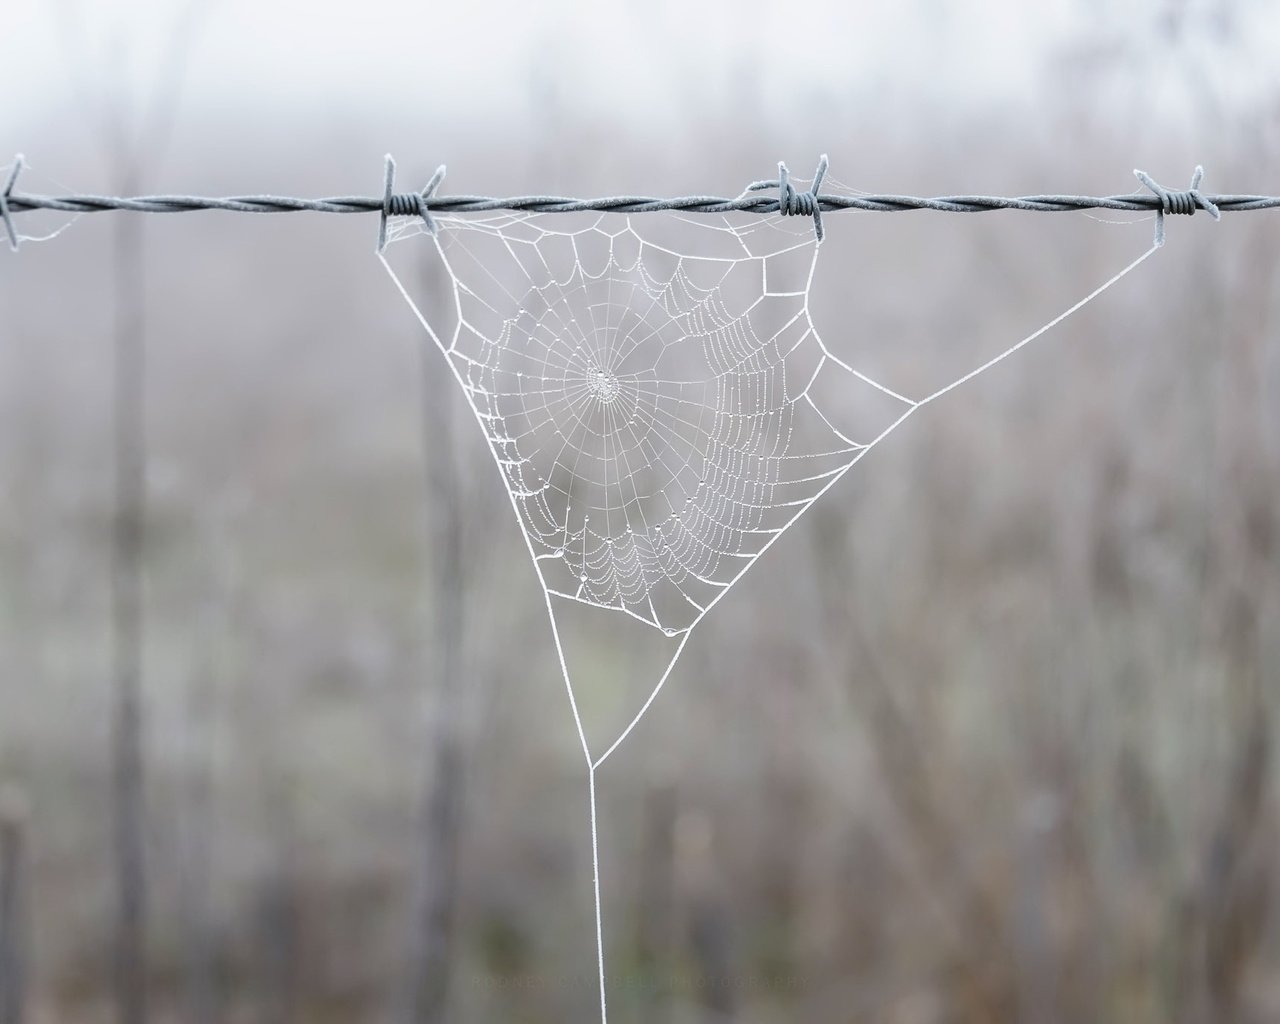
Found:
[4,153,1276,254]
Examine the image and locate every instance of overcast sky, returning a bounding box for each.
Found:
[7,0,1070,113]
[3,0,1279,194]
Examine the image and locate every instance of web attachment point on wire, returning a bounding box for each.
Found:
[1134,164,1220,248]
[748,154,829,242]
[1,154,25,252]
[377,154,446,253]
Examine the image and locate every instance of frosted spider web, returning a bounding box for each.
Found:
[378,169,1158,1022]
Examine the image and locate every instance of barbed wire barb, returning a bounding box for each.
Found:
[1,155,25,252]
[748,154,830,241]
[377,155,446,253]
[1134,165,1221,247]
[4,155,1276,255]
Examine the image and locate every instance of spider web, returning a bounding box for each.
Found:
[415,211,910,637]
[380,198,1155,728]
[378,176,1158,1022]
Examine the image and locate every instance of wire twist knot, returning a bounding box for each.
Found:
[748,155,829,241]
[1133,165,1220,247]
[1,155,25,252]
[377,155,446,252]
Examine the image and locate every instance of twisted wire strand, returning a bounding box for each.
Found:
[3,152,1275,254]
[14,188,1280,216]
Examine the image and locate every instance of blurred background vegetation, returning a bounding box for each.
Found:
[1,0,1278,1021]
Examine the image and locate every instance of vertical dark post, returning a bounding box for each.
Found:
[635,783,676,1022]
[1192,224,1277,1024]
[51,10,207,1024]
[257,834,300,1024]
[0,788,29,1024]
[674,807,735,1023]
[178,621,224,1024]
[179,759,217,1024]
[112,188,148,1024]
[685,846,734,1021]
[400,258,467,1024]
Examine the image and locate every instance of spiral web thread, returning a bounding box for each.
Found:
[378,187,1158,1022]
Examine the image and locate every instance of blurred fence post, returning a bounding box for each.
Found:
[0,787,29,1024]
[677,809,735,1023]
[399,252,468,1024]
[111,177,150,1024]
[55,8,208,1017]
[635,781,677,1021]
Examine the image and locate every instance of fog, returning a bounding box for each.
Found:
[2,1,1279,1022]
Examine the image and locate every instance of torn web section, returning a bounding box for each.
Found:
[382,209,918,637]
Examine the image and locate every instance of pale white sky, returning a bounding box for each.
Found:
[3,0,1279,187]
[6,0,1065,116]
